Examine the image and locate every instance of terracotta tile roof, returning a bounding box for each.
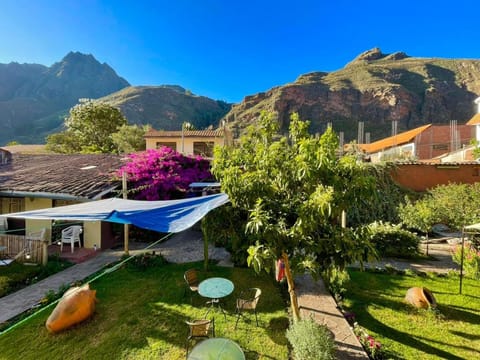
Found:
[0,154,124,200]
[1,145,52,154]
[359,124,431,153]
[466,113,480,125]
[145,129,224,138]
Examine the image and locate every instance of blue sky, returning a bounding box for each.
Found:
[1,0,479,103]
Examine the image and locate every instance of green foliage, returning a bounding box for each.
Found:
[348,163,410,226]
[322,267,351,301]
[470,139,480,160]
[46,98,127,153]
[286,317,336,360]
[212,111,377,275]
[398,195,437,234]
[111,124,148,154]
[126,252,167,271]
[0,255,73,298]
[399,183,480,232]
[427,183,480,230]
[353,323,385,359]
[451,242,480,279]
[368,221,420,258]
[201,205,253,266]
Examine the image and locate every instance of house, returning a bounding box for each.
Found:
[358,123,475,162]
[466,97,480,144]
[0,147,125,257]
[144,128,232,157]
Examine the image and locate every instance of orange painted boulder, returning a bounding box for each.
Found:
[405,287,437,309]
[46,284,97,333]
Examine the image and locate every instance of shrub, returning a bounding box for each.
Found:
[353,323,385,359]
[451,242,480,279]
[118,147,212,200]
[368,221,419,258]
[286,318,336,360]
[322,267,350,301]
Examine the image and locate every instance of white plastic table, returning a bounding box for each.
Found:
[187,337,245,360]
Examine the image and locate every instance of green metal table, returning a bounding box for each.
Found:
[187,338,245,360]
[198,277,234,319]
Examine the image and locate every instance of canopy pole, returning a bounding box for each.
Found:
[122,172,129,256]
[459,226,465,294]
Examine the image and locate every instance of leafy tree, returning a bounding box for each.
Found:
[118,147,212,200]
[212,111,376,321]
[470,139,480,160]
[46,98,127,153]
[111,124,149,154]
[399,183,480,255]
[427,183,480,230]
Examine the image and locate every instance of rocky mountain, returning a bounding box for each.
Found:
[223,48,480,142]
[0,52,129,145]
[98,85,231,131]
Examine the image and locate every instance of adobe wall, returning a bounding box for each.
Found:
[390,163,480,192]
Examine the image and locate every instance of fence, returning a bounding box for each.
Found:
[0,233,46,264]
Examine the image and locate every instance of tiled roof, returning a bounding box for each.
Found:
[145,129,224,138]
[466,113,480,125]
[0,154,125,200]
[359,124,431,153]
[1,145,52,154]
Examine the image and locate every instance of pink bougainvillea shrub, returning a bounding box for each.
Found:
[118,147,212,200]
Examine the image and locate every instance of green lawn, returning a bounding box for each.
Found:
[343,269,480,359]
[0,258,290,359]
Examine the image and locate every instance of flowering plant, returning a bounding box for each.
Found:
[451,242,480,279]
[118,147,212,200]
[353,323,384,359]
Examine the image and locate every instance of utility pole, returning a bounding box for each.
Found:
[122,171,129,255]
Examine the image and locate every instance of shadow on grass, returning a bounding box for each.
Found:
[345,270,479,360]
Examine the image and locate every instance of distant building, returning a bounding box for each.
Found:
[144,128,232,158]
[357,123,475,162]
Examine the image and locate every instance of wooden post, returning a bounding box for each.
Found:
[42,240,48,265]
[282,251,300,322]
[459,226,465,294]
[122,172,129,255]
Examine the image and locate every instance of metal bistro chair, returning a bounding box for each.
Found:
[183,269,199,303]
[235,288,262,329]
[185,318,215,356]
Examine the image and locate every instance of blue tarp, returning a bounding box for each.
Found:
[5,193,229,233]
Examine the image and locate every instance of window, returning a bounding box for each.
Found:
[7,198,24,213]
[193,142,214,157]
[156,142,177,151]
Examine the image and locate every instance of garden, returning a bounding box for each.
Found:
[0,259,290,359]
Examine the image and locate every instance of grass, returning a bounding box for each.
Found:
[0,257,290,359]
[342,269,480,359]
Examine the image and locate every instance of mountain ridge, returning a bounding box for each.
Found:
[222,48,480,142]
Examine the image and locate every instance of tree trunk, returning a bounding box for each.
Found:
[282,251,300,322]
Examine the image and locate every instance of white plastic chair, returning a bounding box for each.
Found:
[60,225,82,253]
